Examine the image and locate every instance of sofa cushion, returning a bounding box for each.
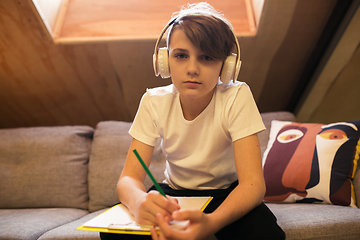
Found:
[259,111,296,156]
[0,126,94,209]
[88,121,132,212]
[0,208,88,240]
[88,121,166,212]
[354,165,360,208]
[39,208,218,240]
[262,120,360,208]
[267,203,360,239]
[38,209,106,240]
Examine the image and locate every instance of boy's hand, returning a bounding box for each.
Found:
[133,190,180,226]
[150,209,214,240]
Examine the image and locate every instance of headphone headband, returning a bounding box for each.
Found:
[153,18,177,77]
[153,15,241,83]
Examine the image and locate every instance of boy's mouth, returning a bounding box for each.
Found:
[184,81,201,85]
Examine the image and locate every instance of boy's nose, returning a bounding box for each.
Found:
[187,58,200,76]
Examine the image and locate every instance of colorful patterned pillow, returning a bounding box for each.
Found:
[262,120,360,208]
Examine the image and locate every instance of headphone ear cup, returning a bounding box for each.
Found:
[220,53,237,84]
[157,48,170,78]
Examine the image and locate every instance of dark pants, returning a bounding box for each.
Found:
[100,182,285,240]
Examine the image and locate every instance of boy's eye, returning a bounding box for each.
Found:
[175,53,188,59]
[201,55,213,61]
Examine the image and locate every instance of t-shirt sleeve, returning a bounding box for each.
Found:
[129,92,160,146]
[227,83,265,141]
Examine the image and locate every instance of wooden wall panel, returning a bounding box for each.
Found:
[240,0,337,112]
[0,0,130,127]
[107,41,170,118]
[0,0,352,129]
[296,3,360,124]
[309,44,360,123]
[238,0,299,101]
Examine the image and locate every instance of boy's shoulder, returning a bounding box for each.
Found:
[146,84,177,97]
[216,80,249,94]
[214,81,253,107]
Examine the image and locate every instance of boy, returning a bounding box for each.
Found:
[102,3,285,240]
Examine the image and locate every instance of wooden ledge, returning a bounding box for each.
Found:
[31,0,263,44]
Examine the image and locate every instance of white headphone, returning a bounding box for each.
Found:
[153,17,241,84]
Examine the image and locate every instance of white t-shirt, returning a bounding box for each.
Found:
[129,81,265,190]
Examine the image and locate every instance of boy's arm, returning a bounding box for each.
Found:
[117,138,179,226]
[207,133,266,233]
[117,138,153,197]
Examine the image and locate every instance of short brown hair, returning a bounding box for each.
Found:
[167,3,236,62]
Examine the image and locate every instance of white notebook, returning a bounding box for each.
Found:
[77,196,212,235]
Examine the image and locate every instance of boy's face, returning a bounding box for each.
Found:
[168,28,223,104]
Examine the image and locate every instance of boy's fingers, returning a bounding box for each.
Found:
[151,193,179,216]
[139,191,180,226]
[168,196,179,205]
[173,209,202,222]
[150,227,159,240]
[157,213,173,231]
[149,191,179,210]
[165,196,180,212]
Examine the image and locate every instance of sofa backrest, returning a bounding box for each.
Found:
[87,121,166,212]
[0,126,93,210]
[3,111,358,211]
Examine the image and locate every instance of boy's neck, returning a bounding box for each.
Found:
[179,91,214,121]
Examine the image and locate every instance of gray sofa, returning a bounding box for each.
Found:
[1,112,359,240]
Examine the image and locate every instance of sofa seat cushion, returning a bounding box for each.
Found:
[267,203,360,239]
[38,209,107,240]
[39,208,218,240]
[0,208,88,240]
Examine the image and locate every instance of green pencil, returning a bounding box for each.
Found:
[133,149,167,198]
